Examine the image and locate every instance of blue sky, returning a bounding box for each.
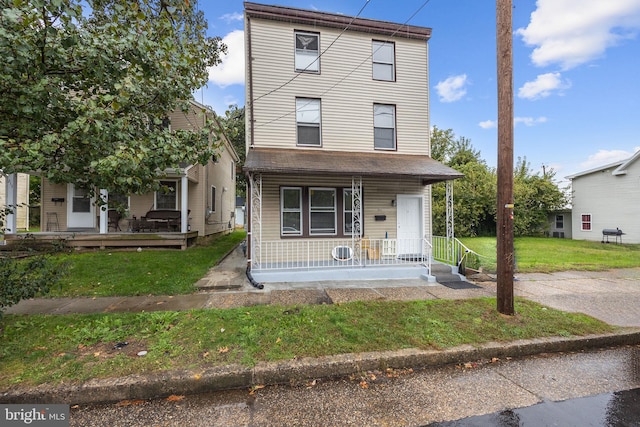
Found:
[200,0,640,181]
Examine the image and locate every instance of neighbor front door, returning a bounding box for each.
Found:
[67,184,95,228]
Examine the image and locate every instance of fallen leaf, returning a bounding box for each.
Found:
[115,400,145,407]
[193,374,202,380]
[166,395,185,402]
[491,357,500,363]
[249,384,265,395]
[276,337,282,344]
[368,373,377,381]
[220,328,225,333]
[218,346,229,353]
[203,351,210,358]
[306,379,317,388]
[93,352,101,357]
[359,381,368,389]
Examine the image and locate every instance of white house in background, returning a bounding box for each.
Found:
[547,209,572,239]
[566,150,640,244]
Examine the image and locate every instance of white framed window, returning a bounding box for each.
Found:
[309,187,336,235]
[343,189,353,235]
[296,98,321,146]
[555,214,564,229]
[281,187,302,235]
[374,104,396,150]
[372,40,395,81]
[155,180,177,210]
[295,31,319,72]
[581,214,592,231]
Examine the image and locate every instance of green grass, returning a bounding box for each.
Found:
[459,237,640,273]
[47,231,246,297]
[0,298,615,388]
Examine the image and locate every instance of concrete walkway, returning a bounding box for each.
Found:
[6,245,640,328]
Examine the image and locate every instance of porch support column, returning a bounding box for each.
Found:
[351,176,362,266]
[446,180,454,263]
[3,173,18,235]
[181,175,188,233]
[98,189,108,234]
[249,173,262,269]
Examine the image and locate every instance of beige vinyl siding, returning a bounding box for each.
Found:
[257,175,430,241]
[247,18,429,155]
[0,173,30,230]
[40,180,68,231]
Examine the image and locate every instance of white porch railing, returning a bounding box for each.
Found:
[431,236,474,268]
[253,238,432,272]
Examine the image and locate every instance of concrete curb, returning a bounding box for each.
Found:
[2,329,639,405]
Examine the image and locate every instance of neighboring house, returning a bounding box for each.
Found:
[36,99,239,247]
[547,209,572,239]
[235,196,246,229]
[0,173,29,233]
[566,150,640,244]
[243,3,462,280]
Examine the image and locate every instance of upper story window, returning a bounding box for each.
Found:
[296,98,321,146]
[374,104,396,150]
[372,40,395,81]
[295,31,320,73]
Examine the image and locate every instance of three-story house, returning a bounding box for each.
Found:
[243,2,462,281]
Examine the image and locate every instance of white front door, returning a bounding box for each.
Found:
[67,184,95,228]
[396,195,424,257]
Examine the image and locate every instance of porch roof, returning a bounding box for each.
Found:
[243,148,463,184]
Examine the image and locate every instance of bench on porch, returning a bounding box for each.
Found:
[131,210,186,232]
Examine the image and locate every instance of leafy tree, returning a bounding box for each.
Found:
[513,158,568,236]
[431,128,496,237]
[0,0,226,196]
[217,105,246,198]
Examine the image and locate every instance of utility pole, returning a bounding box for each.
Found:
[496,0,515,315]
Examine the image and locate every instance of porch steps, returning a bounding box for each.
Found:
[430,262,467,284]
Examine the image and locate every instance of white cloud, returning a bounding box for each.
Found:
[518,72,571,100]
[516,0,640,70]
[220,12,243,23]
[435,74,468,103]
[479,120,497,129]
[208,30,245,88]
[580,147,640,169]
[514,116,548,126]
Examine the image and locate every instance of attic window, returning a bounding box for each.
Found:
[295,31,319,73]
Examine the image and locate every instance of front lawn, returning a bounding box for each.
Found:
[459,237,640,273]
[0,298,615,388]
[47,231,246,297]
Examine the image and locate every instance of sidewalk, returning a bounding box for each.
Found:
[2,248,640,404]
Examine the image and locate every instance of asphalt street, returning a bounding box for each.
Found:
[68,345,640,427]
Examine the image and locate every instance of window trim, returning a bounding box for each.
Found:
[210,186,217,213]
[372,40,396,81]
[281,187,303,236]
[373,103,397,150]
[294,30,320,73]
[155,180,178,210]
[296,98,322,147]
[309,187,337,236]
[280,187,361,238]
[580,213,592,231]
[555,214,564,230]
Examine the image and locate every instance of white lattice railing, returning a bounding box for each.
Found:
[252,238,432,272]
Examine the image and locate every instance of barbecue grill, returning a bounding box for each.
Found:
[602,228,625,244]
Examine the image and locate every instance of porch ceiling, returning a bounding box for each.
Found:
[243,148,464,184]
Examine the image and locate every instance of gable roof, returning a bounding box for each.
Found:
[244,147,463,184]
[244,2,431,41]
[566,149,640,180]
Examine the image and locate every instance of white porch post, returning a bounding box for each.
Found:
[249,173,262,269]
[3,173,18,235]
[99,189,108,234]
[446,180,455,263]
[351,176,362,265]
[181,175,188,233]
